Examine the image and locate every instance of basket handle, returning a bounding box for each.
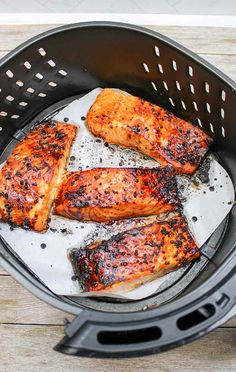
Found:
[54,271,236,358]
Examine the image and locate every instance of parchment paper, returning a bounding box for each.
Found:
[0,88,234,299]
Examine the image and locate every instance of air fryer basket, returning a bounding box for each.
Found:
[0,22,235,358]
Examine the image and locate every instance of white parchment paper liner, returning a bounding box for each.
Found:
[0,88,234,300]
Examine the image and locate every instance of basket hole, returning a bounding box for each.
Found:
[188,66,193,77]
[6,70,14,78]
[151,81,157,91]
[6,95,14,102]
[193,101,198,111]
[38,93,46,97]
[58,69,67,77]
[177,304,215,331]
[206,103,211,113]
[221,108,225,119]
[47,60,56,67]
[172,60,177,71]
[176,81,181,91]
[209,123,214,133]
[16,80,24,87]
[19,101,28,107]
[221,90,226,101]
[48,81,57,87]
[143,63,149,73]
[163,81,168,91]
[11,114,20,119]
[35,73,43,80]
[98,326,161,345]
[189,83,195,94]
[24,61,31,69]
[0,111,7,116]
[38,48,46,56]
[154,46,160,57]
[181,100,186,110]
[197,118,202,127]
[169,97,175,106]
[26,87,35,94]
[158,64,163,74]
[221,126,226,137]
[205,82,210,93]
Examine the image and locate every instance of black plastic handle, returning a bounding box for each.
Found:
[54,271,236,358]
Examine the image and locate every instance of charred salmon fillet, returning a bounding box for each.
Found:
[69,216,200,292]
[0,121,77,231]
[86,89,212,174]
[54,166,180,222]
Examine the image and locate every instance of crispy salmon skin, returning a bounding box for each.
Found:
[54,166,180,222]
[0,121,77,231]
[69,216,200,292]
[86,89,212,174]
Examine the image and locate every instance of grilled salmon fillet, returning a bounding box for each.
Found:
[69,216,200,292]
[87,89,212,174]
[54,166,180,222]
[0,121,77,231]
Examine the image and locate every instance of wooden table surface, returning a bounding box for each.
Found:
[0,24,236,372]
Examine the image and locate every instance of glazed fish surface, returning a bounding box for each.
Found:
[0,121,77,231]
[86,88,212,174]
[69,216,200,292]
[54,166,180,222]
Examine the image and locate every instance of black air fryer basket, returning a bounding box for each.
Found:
[0,22,235,358]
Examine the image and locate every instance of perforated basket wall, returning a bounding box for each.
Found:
[0,23,234,161]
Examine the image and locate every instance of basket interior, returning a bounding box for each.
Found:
[0,24,235,313]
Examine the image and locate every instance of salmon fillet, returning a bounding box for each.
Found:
[0,121,77,231]
[69,216,200,292]
[86,89,212,174]
[54,166,180,222]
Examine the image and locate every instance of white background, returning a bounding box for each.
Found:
[0,0,235,26]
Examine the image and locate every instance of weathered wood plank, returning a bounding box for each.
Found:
[201,54,236,81]
[1,325,236,372]
[148,26,236,55]
[0,25,235,55]
[0,276,235,327]
[0,51,7,58]
[0,25,56,51]
[0,276,73,324]
[0,267,9,275]
[225,317,236,327]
